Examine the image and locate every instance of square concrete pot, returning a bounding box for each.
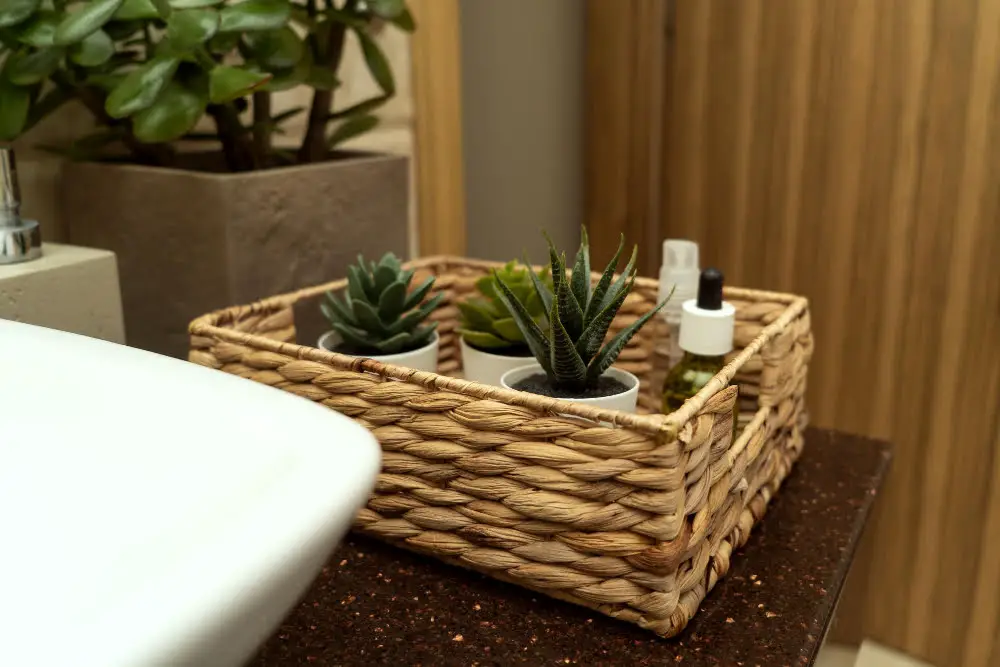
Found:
[60,152,408,358]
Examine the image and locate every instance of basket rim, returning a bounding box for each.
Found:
[189,255,810,438]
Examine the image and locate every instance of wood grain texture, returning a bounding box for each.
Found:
[585,1,1000,665]
[409,0,467,256]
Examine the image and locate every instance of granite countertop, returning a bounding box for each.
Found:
[251,429,891,666]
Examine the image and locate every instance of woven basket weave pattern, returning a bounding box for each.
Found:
[189,256,813,637]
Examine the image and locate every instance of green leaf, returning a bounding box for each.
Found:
[570,226,591,312]
[0,79,31,140]
[166,8,219,50]
[459,329,510,350]
[492,317,525,343]
[524,255,553,316]
[218,0,289,32]
[113,0,160,20]
[132,82,206,142]
[169,0,223,7]
[327,113,377,148]
[87,70,127,91]
[555,254,584,341]
[599,244,637,312]
[331,321,375,352]
[207,30,239,54]
[457,300,495,332]
[585,234,625,324]
[587,295,668,383]
[351,297,388,335]
[37,128,124,160]
[0,0,40,28]
[103,19,144,39]
[378,251,401,272]
[385,293,444,336]
[373,264,397,293]
[327,93,388,120]
[372,331,413,355]
[69,28,113,66]
[491,271,552,375]
[347,263,378,303]
[321,292,356,327]
[243,26,302,70]
[354,27,393,94]
[575,272,633,364]
[15,11,59,46]
[368,0,405,19]
[549,295,587,390]
[306,65,337,90]
[105,56,178,118]
[23,83,72,133]
[377,280,406,321]
[389,7,414,32]
[54,0,123,45]
[208,64,269,103]
[402,275,435,311]
[7,47,63,85]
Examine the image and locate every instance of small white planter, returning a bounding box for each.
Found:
[317,330,440,373]
[500,363,640,413]
[460,337,535,387]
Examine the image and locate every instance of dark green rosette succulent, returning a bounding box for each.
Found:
[321,252,442,355]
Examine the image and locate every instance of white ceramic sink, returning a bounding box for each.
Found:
[0,320,381,667]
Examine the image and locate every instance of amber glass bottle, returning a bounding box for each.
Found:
[661,268,737,418]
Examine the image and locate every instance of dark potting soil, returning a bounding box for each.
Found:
[512,373,630,399]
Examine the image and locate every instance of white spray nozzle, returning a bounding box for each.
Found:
[659,239,700,324]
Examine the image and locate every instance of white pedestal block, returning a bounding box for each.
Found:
[0,243,125,344]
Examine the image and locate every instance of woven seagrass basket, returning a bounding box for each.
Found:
[189,256,813,638]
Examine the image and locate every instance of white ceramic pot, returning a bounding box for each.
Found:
[317,330,440,373]
[500,363,640,413]
[459,337,536,387]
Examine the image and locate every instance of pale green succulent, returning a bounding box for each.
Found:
[457,260,551,352]
[321,252,441,355]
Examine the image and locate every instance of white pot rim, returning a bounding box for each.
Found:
[318,329,439,363]
[459,336,534,360]
[499,363,639,403]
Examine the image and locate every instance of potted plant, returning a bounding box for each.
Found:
[456,260,552,387]
[496,231,671,413]
[0,0,414,358]
[319,252,441,372]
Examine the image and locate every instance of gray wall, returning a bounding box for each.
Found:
[460,0,583,263]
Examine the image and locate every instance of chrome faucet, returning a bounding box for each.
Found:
[0,147,41,264]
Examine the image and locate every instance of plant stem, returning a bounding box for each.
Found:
[252,91,271,164]
[208,103,255,171]
[298,3,353,163]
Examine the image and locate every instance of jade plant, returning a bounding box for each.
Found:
[457,260,552,354]
[321,252,441,355]
[493,230,671,394]
[0,0,413,170]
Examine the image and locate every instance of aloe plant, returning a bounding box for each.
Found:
[493,229,671,393]
[0,0,413,171]
[321,252,442,355]
[457,260,551,353]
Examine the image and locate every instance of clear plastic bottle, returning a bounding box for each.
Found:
[658,240,700,371]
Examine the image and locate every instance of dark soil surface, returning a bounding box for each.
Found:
[512,373,630,399]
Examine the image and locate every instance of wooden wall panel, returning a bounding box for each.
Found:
[585,1,1000,665]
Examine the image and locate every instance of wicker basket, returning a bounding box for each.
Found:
[189,256,813,638]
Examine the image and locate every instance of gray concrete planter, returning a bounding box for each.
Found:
[60,152,409,358]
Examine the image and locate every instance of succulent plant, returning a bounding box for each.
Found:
[457,260,552,353]
[0,0,413,171]
[321,252,442,355]
[493,229,671,393]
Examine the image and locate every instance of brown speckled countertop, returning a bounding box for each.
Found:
[251,429,890,666]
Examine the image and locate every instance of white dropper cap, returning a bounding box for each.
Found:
[659,239,699,324]
[678,268,736,356]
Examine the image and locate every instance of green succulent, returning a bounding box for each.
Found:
[493,229,671,393]
[457,260,552,353]
[321,252,442,356]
